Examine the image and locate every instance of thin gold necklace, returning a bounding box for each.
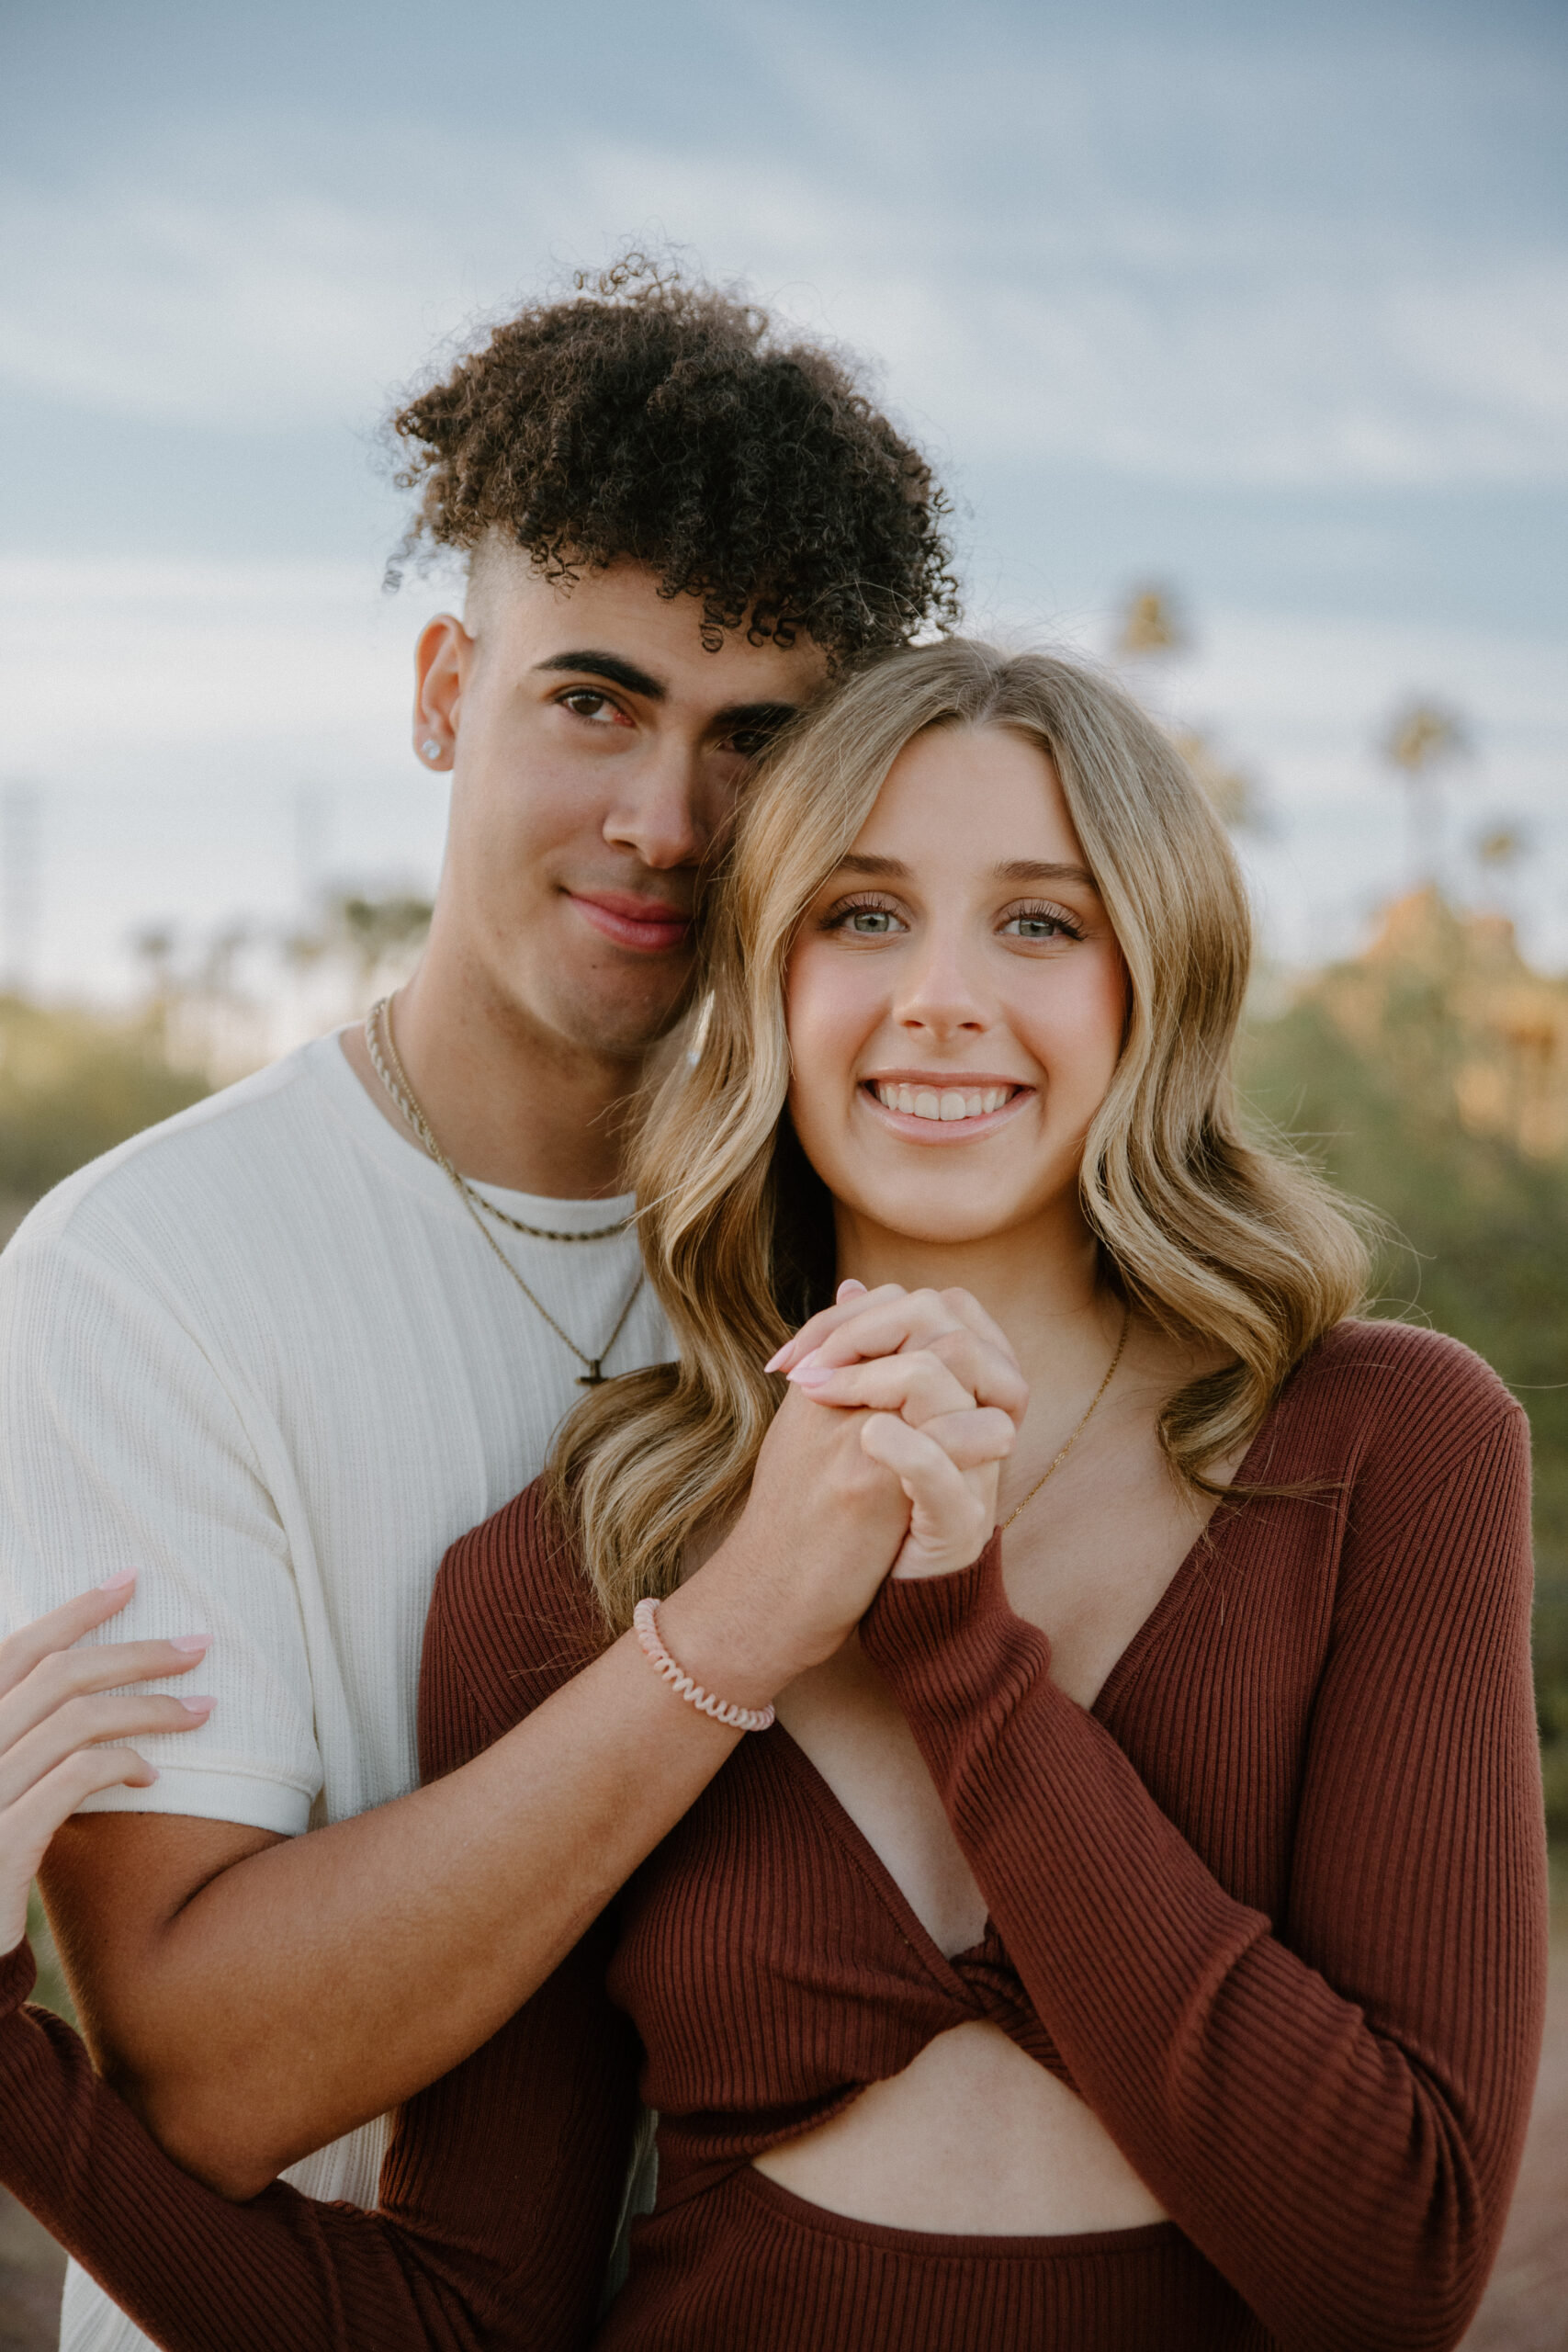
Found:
[364,997,644,1387]
[367,999,629,1244]
[1000,1305,1132,1532]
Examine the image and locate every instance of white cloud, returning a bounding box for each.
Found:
[3,555,455,1001]
[1391,262,1568,435]
[4,4,1559,1005]
[2,35,1563,491]
[6,555,1563,1001]
[0,175,457,429]
[11,556,416,749]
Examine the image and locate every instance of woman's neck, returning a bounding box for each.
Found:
[832,1200,1113,1383]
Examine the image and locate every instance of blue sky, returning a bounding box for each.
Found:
[3,0,1564,997]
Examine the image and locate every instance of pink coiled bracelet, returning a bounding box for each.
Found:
[632,1597,776,1733]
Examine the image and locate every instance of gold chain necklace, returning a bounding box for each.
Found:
[367,999,629,1244]
[1000,1305,1132,1531]
[364,997,644,1387]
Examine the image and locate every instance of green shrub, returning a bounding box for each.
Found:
[0,995,208,1207]
[1244,991,1568,1842]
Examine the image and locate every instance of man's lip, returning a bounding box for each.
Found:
[569,891,694,954]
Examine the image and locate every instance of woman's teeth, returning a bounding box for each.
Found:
[873,1083,1014,1122]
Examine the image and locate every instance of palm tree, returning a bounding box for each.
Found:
[1172,729,1268,835]
[1114,583,1189,661]
[1380,699,1472,890]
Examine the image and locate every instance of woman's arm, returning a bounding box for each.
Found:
[858,1403,1547,2352]
[0,1939,565,2352]
[0,1576,638,2352]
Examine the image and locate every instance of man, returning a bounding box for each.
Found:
[0,256,957,2352]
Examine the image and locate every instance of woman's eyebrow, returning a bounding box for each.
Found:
[995,858,1099,889]
[830,854,1099,889]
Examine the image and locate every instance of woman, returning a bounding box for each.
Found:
[0,641,1548,2348]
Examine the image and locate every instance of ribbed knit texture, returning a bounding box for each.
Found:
[0,1318,1548,2350]
[597,2172,1253,2349]
[0,1026,671,2352]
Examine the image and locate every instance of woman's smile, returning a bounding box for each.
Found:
[859,1074,1033,1138]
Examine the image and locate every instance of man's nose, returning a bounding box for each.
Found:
[602,736,713,872]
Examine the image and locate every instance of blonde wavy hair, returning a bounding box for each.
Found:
[551,639,1369,1634]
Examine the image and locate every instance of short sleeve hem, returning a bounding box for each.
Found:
[75,1763,313,1837]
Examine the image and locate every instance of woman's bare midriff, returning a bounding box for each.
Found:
[754,1340,1235,2237]
[762,1615,1171,2237]
[751,2018,1168,2234]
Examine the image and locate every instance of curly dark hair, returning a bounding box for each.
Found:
[387,254,960,663]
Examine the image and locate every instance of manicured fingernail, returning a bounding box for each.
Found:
[763,1345,790,1374]
[788,1360,833,1388]
[98,1570,138,1592]
[179,1697,215,1718]
[837,1279,867,1301]
[169,1635,210,1655]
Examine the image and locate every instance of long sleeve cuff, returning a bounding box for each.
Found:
[860,1532,1054,1804]
[0,1937,38,2014]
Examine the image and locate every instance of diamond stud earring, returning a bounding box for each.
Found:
[421,738,442,762]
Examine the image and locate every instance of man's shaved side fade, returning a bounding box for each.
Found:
[387,250,962,667]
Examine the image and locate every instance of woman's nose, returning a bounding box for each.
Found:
[894,938,989,1038]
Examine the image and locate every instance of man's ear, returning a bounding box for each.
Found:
[412,614,473,772]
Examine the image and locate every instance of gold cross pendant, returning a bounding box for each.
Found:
[578,1363,605,1386]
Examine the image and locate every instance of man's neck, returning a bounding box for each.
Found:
[341,966,647,1202]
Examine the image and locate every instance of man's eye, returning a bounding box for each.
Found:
[724,728,774,759]
[560,690,629,725]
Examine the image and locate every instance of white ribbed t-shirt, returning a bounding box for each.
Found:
[0,1029,672,2352]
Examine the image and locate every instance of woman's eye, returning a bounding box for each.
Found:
[828,901,905,936]
[1002,909,1079,943]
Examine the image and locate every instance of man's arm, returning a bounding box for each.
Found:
[39,1365,946,2202]
[33,1265,1005,2205]
[42,1592,749,2201]
[0,1588,638,2351]
[6,1207,733,2202]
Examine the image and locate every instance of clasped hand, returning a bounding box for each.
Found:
[772,1279,1026,1579]
[682,1278,1027,1704]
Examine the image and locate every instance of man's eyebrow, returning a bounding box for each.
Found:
[712,701,805,735]
[831,854,1100,890]
[533,650,667,700]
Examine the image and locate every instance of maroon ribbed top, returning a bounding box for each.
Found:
[0,1318,1549,2352]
